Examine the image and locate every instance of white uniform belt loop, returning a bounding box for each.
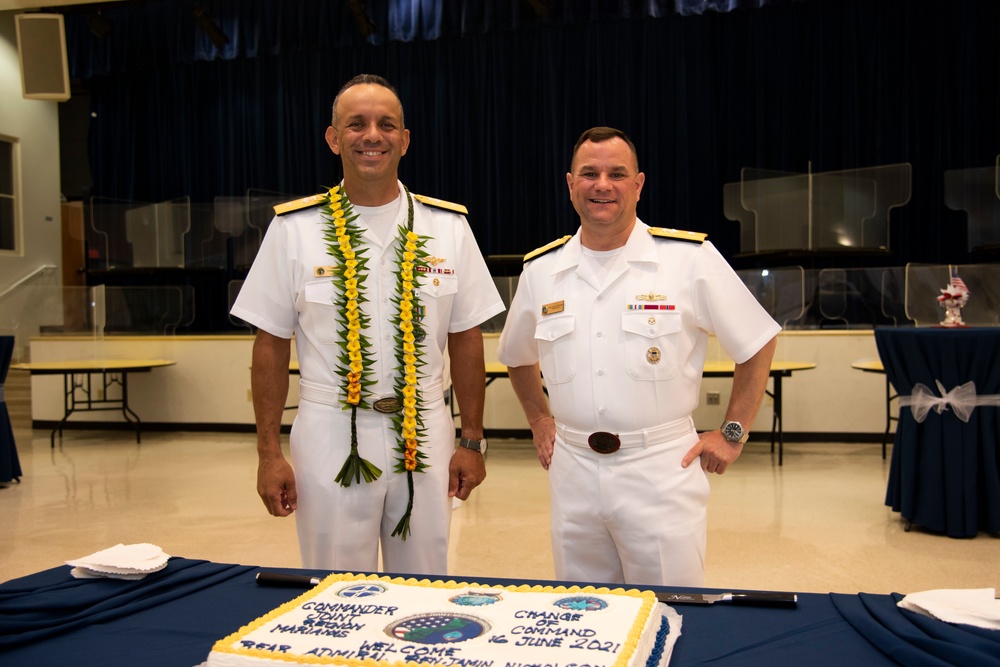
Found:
[555,416,695,450]
[298,378,445,407]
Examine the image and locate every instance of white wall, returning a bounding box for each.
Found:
[0,11,65,312]
[22,331,892,439]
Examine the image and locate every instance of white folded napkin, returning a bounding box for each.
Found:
[898,588,1000,630]
[66,543,170,580]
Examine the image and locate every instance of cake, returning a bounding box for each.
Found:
[205,572,674,667]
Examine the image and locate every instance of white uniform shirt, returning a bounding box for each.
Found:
[232,181,505,397]
[498,219,780,434]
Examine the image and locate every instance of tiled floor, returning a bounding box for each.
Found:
[1,426,997,595]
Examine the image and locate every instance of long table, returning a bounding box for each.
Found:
[474,361,814,465]
[10,359,176,447]
[302,360,813,465]
[2,558,996,666]
[702,360,815,465]
[850,359,896,459]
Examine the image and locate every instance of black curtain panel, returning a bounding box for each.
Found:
[63,0,1000,267]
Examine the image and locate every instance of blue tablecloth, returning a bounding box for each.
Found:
[2,558,997,666]
[875,327,1000,537]
[0,335,22,484]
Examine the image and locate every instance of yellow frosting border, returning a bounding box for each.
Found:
[211,572,658,667]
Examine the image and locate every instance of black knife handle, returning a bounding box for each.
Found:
[255,572,320,588]
[729,592,798,608]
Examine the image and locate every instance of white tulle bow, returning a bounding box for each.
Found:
[899,380,1000,423]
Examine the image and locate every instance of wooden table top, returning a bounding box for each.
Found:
[11,359,176,372]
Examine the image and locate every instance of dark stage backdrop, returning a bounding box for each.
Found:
[61,0,1000,269]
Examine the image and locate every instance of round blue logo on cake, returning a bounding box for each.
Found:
[553,596,608,612]
[337,583,387,598]
[385,613,490,644]
[449,590,502,607]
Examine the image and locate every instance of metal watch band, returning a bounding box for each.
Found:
[458,437,487,453]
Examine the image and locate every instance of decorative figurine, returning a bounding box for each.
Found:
[938,266,970,327]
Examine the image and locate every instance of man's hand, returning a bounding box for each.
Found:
[681,429,743,475]
[448,447,486,500]
[530,415,556,470]
[257,453,298,517]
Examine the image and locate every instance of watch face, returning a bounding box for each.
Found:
[723,422,743,441]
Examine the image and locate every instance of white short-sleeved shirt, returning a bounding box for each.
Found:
[232,181,505,395]
[497,219,780,434]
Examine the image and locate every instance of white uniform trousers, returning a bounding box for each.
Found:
[548,419,709,587]
[289,388,454,575]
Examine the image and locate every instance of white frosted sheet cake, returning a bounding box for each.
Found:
[206,572,673,667]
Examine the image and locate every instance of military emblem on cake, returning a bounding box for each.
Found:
[449,590,502,606]
[553,596,609,611]
[385,613,490,643]
[336,582,387,598]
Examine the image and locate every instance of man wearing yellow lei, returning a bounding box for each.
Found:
[232,75,504,575]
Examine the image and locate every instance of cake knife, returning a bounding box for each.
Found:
[256,572,321,588]
[655,591,798,608]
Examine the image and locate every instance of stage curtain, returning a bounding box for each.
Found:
[62,0,999,266]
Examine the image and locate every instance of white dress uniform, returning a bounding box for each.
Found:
[497,219,780,587]
[232,181,504,575]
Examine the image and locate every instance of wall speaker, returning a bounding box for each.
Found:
[15,13,71,102]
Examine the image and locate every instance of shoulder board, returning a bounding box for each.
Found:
[412,194,468,215]
[648,227,707,244]
[524,235,573,263]
[274,194,326,216]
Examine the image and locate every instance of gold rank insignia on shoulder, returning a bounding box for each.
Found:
[412,194,469,215]
[274,194,326,216]
[648,227,707,244]
[524,235,573,263]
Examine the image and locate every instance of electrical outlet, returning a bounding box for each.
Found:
[706,391,721,405]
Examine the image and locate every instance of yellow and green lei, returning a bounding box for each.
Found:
[321,184,430,539]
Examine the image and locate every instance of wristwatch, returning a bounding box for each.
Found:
[458,437,488,455]
[721,420,749,444]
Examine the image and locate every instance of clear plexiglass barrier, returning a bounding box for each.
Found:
[735,263,999,329]
[0,285,194,361]
[904,264,1000,327]
[87,190,297,271]
[724,164,912,253]
[944,155,1000,252]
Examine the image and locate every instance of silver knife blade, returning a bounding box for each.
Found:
[656,591,798,608]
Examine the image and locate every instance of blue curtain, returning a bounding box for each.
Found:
[62,0,999,268]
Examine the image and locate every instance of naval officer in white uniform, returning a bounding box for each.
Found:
[232,74,504,575]
[498,126,779,587]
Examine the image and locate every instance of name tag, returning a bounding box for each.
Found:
[541,300,565,316]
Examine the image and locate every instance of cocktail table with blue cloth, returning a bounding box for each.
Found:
[875,327,1000,538]
[0,335,22,484]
